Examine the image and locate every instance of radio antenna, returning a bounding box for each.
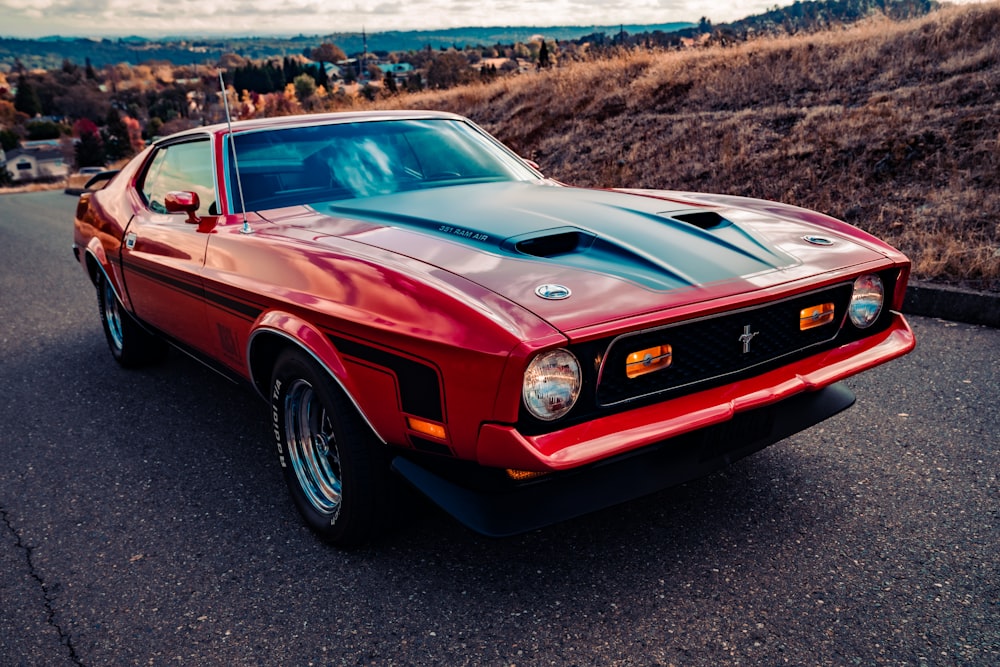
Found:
[219,71,251,234]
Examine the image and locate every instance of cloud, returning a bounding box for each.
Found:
[0,0,773,37]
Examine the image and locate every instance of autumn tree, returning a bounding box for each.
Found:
[311,43,346,65]
[123,115,144,154]
[73,118,105,168]
[310,42,346,87]
[218,53,247,70]
[426,51,474,89]
[55,84,109,123]
[0,99,19,128]
[102,108,132,162]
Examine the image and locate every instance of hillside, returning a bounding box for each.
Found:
[369,2,1000,290]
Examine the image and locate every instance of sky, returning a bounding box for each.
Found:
[0,0,782,38]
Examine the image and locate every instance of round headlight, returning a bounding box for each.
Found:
[522,349,582,421]
[848,274,884,328]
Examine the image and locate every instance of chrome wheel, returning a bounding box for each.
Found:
[102,279,125,352]
[284,378,343,517]
[96,272,166,367]
[271,349,394,545]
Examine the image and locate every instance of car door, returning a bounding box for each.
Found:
[121,137,218,353]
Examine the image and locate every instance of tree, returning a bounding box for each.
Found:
[0,129,19,152]
[147,117,163,139]
[218,53,247,70]
[310,42,346,88]
[0,100,19,128]
[313,63,329,88]
[122,116,144,154]
[102,108,132,162]
[25,120,62,140]
[404,72,423,92]
[426,51,473,89]
[14,74,42,117]
[293,73,317,106]
[538,40,551,68]
[74,118,105,168]
[311,43,346,65]
[54,85,109,123]
[382,69,398,95]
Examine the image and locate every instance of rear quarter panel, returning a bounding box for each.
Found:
[74,150,152,304]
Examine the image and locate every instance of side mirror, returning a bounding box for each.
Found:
[164,191,201,224]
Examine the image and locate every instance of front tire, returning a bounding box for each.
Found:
[270,349,393,547]
[96,272,166,368]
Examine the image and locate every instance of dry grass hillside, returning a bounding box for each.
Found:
[368,2,1000,290]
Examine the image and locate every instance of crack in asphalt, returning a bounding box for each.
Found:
[1,506,85,666]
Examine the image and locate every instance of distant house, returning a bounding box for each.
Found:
[6,146,69,182]
[337,53,384,82]
[479,57,532,75]
[376,62,414,86]
[323,62,343,80]
[377,63,414,75]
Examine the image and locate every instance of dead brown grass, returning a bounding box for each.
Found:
[365,2,1000,290]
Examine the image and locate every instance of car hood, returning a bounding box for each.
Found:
[265,181,888,334]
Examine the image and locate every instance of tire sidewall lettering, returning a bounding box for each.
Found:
[271,378,284,463]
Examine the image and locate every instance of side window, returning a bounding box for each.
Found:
[139,140,216,216]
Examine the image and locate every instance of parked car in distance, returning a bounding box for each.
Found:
[65,166,115,194]
[72,111,915,545]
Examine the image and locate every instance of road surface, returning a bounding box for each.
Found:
[1,191,997,665]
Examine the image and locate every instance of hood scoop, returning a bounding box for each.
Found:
[503,227,596,258]
[499,225,707,289]
[671,210,728,230]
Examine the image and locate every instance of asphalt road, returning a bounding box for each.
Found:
[1,190,997,666]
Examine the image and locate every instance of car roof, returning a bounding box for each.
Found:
[155,110,468,145]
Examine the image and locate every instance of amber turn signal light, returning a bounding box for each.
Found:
[800,303,835,330]
[406,417,447,440]
[506,469,550,481]
[625,344,673,379]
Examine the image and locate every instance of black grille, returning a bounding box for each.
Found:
[596,283,854,406]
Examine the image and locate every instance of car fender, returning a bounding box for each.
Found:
[246,311,387,444]
[82,237,108,282]
[81,240,136,311]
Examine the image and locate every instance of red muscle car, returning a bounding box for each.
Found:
[72,111,915,545]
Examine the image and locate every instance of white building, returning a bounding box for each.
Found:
[6,146,69,182]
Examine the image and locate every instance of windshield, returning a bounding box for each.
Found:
[226,118,539,212]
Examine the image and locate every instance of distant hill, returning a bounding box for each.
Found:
[328,24,694,53]
[0,23,692,71]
